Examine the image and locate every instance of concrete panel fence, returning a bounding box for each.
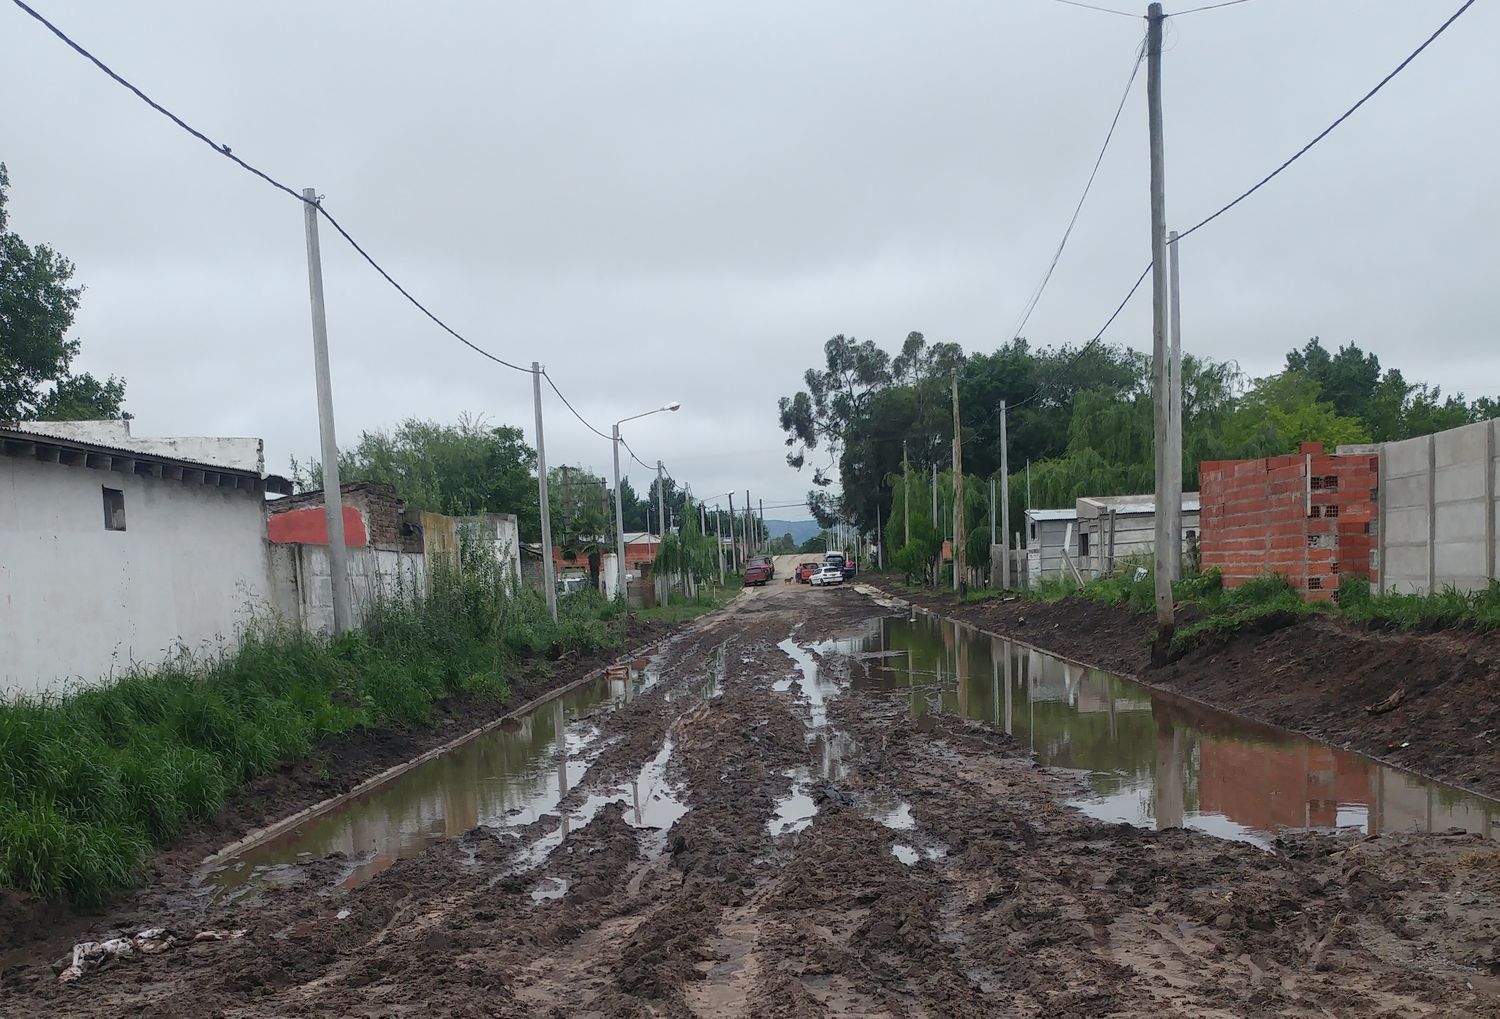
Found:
[1377,419,1499,595]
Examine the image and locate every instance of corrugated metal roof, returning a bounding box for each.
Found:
[1077,492,1201,514]
[1025,508,1077,521]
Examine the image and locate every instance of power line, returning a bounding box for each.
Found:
[1177,0,1476,243]
[1008,31,1146,343]
[1047,0,1141,19]
[1170,0,1255,15]
[539,371,612,441]
[1020,0,1476,407]
[9,0,533,376]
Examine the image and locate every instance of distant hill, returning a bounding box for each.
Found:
[763,518,821,544]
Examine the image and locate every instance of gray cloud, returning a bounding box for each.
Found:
[3,0,1495,514]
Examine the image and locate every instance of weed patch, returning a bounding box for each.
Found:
[0,541,626,907]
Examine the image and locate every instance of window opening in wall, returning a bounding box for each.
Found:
[102,487,126,531]
[1079,532,1090,558]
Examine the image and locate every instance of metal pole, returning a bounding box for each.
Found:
[876,513,883,569]
[532,362,559,620]
[1146,2,1174,635]
[1000,399,1011,591]
[612,424,627,603]
[951,371,965,594]
[745,490,752,554]
[759,499,764,553]
[1167,229,1184,582]
[301,188,352,635]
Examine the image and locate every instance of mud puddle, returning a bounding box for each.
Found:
[199,657,671,898]
[848,610,1500,846]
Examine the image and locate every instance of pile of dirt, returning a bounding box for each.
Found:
[865,579,1500,800]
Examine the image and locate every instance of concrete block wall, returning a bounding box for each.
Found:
[1199,444,1378,602]
[266,543,426,636]
[1378,419,1499,594]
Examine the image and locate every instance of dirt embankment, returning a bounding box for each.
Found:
[6,575,1500,1017]
[865,578,1500,799]
[0,614,676,960]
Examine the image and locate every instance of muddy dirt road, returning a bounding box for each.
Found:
[7,558,1500,1017]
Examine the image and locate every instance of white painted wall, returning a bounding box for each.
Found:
[0,456,272,696]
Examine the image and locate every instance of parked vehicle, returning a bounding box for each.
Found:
[795,561,821,583]
[823,552,846,570]
[748,555,774,579]
[841,558,856,581]
[809,564,844,587]
[745,560,773,586]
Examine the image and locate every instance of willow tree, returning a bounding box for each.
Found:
[655,495,719,602]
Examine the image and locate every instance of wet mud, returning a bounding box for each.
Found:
[872,579,1500,801]
[5,565,1500,1017]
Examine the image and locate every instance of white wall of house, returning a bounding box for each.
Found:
[1024,512,1078,587]
[0,456,271,696]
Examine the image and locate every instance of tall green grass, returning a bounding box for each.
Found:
[1339,576,1500,632]
[0,543,624,907]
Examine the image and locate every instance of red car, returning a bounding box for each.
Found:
[745,561,773,586]
[795,561,820,583]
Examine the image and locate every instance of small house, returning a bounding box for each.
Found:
[1023,507,1079,588]
[1074,492,1201,579]
[0,419,291,695]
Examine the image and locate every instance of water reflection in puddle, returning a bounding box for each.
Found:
[200,657,674,898]
[853,611,1500,848]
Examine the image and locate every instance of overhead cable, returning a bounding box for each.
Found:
[10,0,531,375]
[1008,31,1147,343]
[1021,0,1476,405]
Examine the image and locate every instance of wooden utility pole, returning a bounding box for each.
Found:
[1146,2,1174,647]
[951,371,966,594]
[1167,229,1184,582]
[1000,399,1010,591]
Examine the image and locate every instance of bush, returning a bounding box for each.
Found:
[0,535,627,906]
[1340,578,1500,632]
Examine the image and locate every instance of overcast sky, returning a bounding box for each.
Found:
[3,1,1495,518]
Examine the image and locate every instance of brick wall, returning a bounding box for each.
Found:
[269,481,406,549]
[1199,442,1378,602]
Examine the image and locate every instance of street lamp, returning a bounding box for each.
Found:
[612,402,680,601]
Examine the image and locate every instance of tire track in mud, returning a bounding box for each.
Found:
[9,571,1500,1018]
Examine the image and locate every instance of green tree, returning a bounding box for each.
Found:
[307,414,542,537]
[1223,372,1370,454]
[0,163,126,420]
[798,531,832,554]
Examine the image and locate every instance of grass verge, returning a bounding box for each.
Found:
[0,546,625,907]
[633,577,744,625]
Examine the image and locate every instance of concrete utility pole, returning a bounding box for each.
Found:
[715,504,725,583]
[758,498,764,551]
[301,188,352,635]
[951,371,966,594]
[532,362,559,621]
[611,424,628,604]
[903,439,911,546]
[1167,229,1184,582]
[989,477,997,586]
[656,461,668,605]
[931,462,937,528]
[1146,2,1174,640]
[745,490,753,555]
[727,492,738,571]
[1000,399,1011,591]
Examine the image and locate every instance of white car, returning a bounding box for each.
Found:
[809,564,845,587]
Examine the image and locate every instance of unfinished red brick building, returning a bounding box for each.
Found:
[1198,442,1378,602]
